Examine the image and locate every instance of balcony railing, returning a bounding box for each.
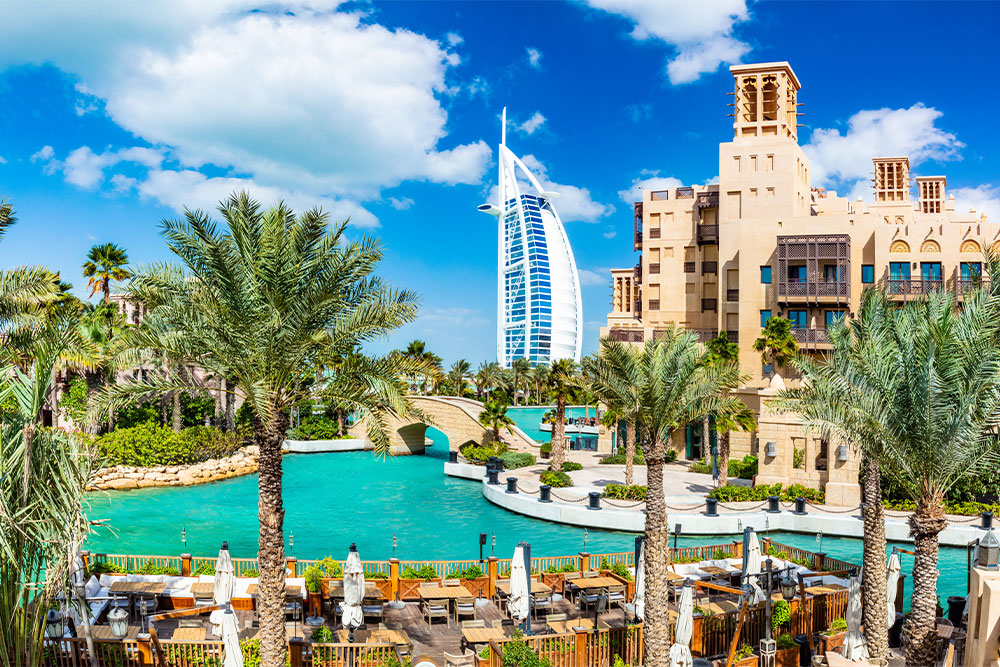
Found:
[649,263,660,274]
[682,328,718,343]
[609,328,644,343]
[650,190,670,201]
[634,232,642,246]
[702,298,717,312]
[649,228,660,239]
[957,277,990,296]
[792,328,831,350]
[697,224,719,245]
[684,262,696,273]
[647,300,660,311]
[777,279,849,302]
[886,279,943,299]
[696,191,719,208]
[676,187,695,199]
[726,289,739,302]
[702,261,718,274]
[725,330,739,343]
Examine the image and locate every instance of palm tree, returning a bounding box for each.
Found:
[712,406,755,486]
[593,330,745,667]
[529,362,549,405]
[547,358,579,473]
[702,331,742,474]
[511,357,531,406]
[449,359,471,397]
[753,315,798,378]
[101,192,420,667]
[475,361,503,403]
[82,242,130,304]
[593,342,642,486]
[479,396,515,446]
[0,197,57,329]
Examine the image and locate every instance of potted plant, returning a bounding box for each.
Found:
[367,570,391,599]
[540,442,552,460]
[733,643,758,667]
[446,565,489,598]
[600,561,634,599]
[819,617,848,654]
[398,564,440,600]
[541,563,575,593]
[775,633,798,667]
[304,564,325,618]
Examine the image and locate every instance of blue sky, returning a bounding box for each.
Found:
[2,1,999,365]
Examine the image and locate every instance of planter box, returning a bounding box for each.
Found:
[599,569,635,599]
[306,590,323,617]
[734,655,758,667]
[540,572,565,593]
[399,578,440,600]
[369,577,391,599]
[775,646,799,667]
[819,631,846,655]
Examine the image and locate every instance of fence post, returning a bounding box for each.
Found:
[579,552,590,573]
[574,628,588,667]
[896,574,905,614]
[136,633,155,666]
[733,541,743,558]
[286,556,298,577]
[487,557,498,599]
[389,558,400,602]
[815,552,826,571]
[691,615,703,656]
[80,550,90,574]
[180,553,192,577]
[289,637,305,667]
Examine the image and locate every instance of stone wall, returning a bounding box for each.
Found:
[88,446,260,491]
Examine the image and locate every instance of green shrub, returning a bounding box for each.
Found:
[61,375,90,426]
[502,632,552,667]
[539,470,571,488]
[240,639,260,667]
[559,461,582,472]
[713,549,727,560]
[316,557,343,578]
[771,600,790,633]
[792,447,805,469]
[665,449,678,462]
[136,560,180,576]
[288,416,350,441]
[460,441,508,465]
[709,482,825,503]
[401,565,439,580]
[367,570,388,580]
[543,563,577,573]
[193,562,215,575]
[97,423,243,467]
[609,562,632,581]
[825,617,847,634]
[602,484,647,501]
[688,460,712,474]
[241,568,259,577]
[498,452,536,469]
[599,452,645,465]
[447,565,485,580]
[776,633,796,650]
[310,626,334,643]
[88,561,125,575]
[735,644,754,659]
[304,565,324,593]
[728,455,758,479]
[540,442,552,455]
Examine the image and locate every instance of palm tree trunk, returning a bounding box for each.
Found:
[861,457,888,660]
[717,430,730,486]
[214,377,223,427]
[551,391,567,472]
[337,408,345,437]
[903,494,948,667]
[513,376,519,406]
[224,378,235,431]
[172,391,181,432]
[255,408,289,667]
[701,416,709,462]
[102,278,110,305]
[625,420,636,486]
[644,429,670,667]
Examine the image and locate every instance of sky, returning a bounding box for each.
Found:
[2,0,1000,366]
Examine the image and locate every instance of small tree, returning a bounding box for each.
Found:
[547,358,579,473]
[753,316,798,376]
[478,395,515,446]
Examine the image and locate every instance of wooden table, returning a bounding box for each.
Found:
[495,581,552,595]
[570,577,620,590]
[418,584,473,599]
[698,566,731,579]
[703,599,740,614]
[462,626,506,645]
[547,617,598,634]
[172,627,207,641]
[191,582,215,598]
[334,628,412,647]
[246,584,301,598]
[327,582,381,599]
[91,624,142,640]
[937,624,954,639]
[804,584,847,595]
[667,571,685,582]
[109,581,166,596]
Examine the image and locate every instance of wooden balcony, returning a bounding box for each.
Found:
[702,261,718,274]
[792,328,831,351]
[778,279,849,302]
[697,224,719,245]
[776,235,851,306]
[726,289,739,302]
[609,328,644,343]
[885,279,943,300]
[684,261,696,273]
[701,298,717,312]
[678,328,717,343]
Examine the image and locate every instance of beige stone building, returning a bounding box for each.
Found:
[602,61,998,505]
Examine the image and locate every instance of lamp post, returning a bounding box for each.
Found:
[392,533,397,558]
[978,526,1000,569]
[479,532,487,564]
[45,609,64,639]
[492,533,496,557]
[181,527,186,550]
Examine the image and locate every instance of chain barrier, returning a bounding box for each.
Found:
[550,491,588,504]
[602,498,646,509]
[515,482,539,495]
[805,502,861,514]
[717,501,770,511]
[664,503,708,511]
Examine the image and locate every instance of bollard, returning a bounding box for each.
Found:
[484,461,493,479]
[491,456,505,472]
[539,485,552,503]
[506,477,518,494]
[767,496,780,513]
[449,451,458,463]
[588,491,601,510]
[983,511,994,530]
[705,498,718,517]
[794,497,806,515]
[487,469,500,485]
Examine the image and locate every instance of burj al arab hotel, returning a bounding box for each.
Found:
[478,109,583,368]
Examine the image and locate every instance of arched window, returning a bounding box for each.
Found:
[961,240,982,253]
[920,240,941,253]
[889,240,910,253]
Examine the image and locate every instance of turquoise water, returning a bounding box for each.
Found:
[506,405,595,444]
[85,408,971,606]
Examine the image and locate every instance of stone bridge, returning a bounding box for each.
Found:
[350,395,538,456]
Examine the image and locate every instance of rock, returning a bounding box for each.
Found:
[103,478,139,490]
[166,466,179,474]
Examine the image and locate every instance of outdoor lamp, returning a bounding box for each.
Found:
[108,607,129,639]
[44,609,63,639]
[978,528,1000,569]
[181,526,186,549]
[765,441,777,458]
[779,574,797,601]
[836,444,848,462]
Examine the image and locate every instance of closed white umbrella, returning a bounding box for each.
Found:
[220,608,243,667]
[742,531,765,605]
[632,542,645,621]
[668,584,693,667]
[886,551,901,627]
[211,542,235,636]
[507,546,531,623]
[842,575,869,661]
[342,544,365,633]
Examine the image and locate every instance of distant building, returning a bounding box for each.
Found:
[479,108,583,368]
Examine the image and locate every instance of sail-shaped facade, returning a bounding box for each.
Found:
[478,109,583,368]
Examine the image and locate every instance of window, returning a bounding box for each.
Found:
[889,262,910,280]
[961,262,983,281]
[823,265,840,282]
[861,265,874,283]
[760,266,772,284]
[760,310,772,327]
[825,310,845,329]
[921,262,942,283]
[787,265,806,283]
[788,310,808,329]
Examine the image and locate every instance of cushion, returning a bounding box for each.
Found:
[85,576,101,599]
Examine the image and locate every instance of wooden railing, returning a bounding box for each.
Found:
[487,626,644,667]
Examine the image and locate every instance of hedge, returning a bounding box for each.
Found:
[602,484,647,501]
[287,416,352,441]
[558,461,582,472]
[599,452,646,465]
[97,422,244,467]
[539,470,571,488]
[460,441,508,465]
[883,498,1000,517]
[708,482,825,503]
[498,452,535,469]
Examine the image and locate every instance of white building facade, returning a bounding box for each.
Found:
[479,109,583,368]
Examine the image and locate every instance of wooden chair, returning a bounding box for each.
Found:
[488,619,504,628]
[580,588,607,612]
[423,598,449,627]
[461,619,485,629]
[443,650,475,667]
[362,598,384,623]
[563,572,582,602]
[606,585,627,607]
[444,579,461,587]
[455,597,476,623]
[546,613,567,623]
[532,593,553,619]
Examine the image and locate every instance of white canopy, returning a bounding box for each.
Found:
[632,542,645,621]
[742,531,765,605]
[342,547,365,630]
[886,551,901,627]
[668,585,694,667]
[210,543,235,635]
[842,575,869,662]
[220,608,243,667]
[507,545,531,622]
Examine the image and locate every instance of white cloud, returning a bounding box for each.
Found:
[518,154,614,223]
[584,0,751,84]
[517,112,547,136]
[109,174,138,193]
[31,145,54,162]
[577,268,607,286]
[603,227,617,239]
[61,146,165,189]
[526,47,543,69]
[0,155,7,164]
[618,172,683,204]
[1,4,489,222]
[388,197,414,210]
[445,32,463,46]
[951,184,1000,222]
[804,104,963,193]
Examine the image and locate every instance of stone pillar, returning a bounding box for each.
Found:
[965,567,1000,667]
[824,436,861,507]
[758,637,776,667]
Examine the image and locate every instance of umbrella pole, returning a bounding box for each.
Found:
[726,601,749,667]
